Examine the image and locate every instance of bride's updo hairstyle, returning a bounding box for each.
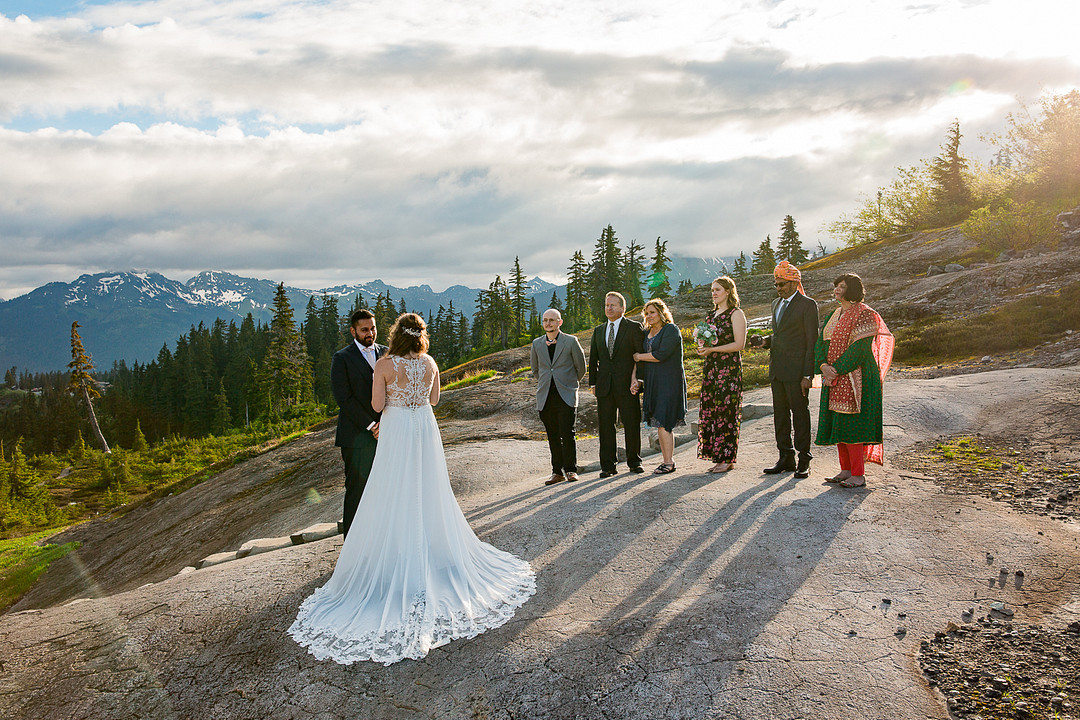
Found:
[388,312,429,356]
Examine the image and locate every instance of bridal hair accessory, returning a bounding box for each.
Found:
[402,327,423,337]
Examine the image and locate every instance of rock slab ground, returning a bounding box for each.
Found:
[1,367,1079,720]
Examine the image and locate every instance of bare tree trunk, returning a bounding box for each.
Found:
[81,386,111,454]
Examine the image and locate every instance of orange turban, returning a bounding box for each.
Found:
[773,260,804,294]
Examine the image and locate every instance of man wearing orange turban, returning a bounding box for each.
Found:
[750,261,819,478]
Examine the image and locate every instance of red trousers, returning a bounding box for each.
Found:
[837,442,865,476]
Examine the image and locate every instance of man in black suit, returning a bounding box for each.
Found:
[751,262,819,479]
[589,291,645,477]
[331,308,388,537]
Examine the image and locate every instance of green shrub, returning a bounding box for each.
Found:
[960,199,1058,253]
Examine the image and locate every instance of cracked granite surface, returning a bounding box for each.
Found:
[2,367,1079,720]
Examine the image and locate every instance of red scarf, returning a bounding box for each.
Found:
[823,302,894,465]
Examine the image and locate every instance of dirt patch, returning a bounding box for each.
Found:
[919,619,1080,719]
[893,435,1080,523]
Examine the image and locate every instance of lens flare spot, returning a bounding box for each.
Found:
[948,78,974,95]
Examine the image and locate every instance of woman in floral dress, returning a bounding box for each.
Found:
[696,276,747,473]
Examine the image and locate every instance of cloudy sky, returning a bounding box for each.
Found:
[1,0,1078,300]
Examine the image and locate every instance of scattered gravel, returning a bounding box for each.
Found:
[919,618,1080,720]
[899,432,1080,719]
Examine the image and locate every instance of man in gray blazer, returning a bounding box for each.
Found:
[531,308,587,485]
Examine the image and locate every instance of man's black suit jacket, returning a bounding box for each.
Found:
[589,317,645,397]
[765,292,819,382]
[331,341,388,448]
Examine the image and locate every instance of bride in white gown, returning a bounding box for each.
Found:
[289,313,536,665]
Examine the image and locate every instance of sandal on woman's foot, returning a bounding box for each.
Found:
[653,463,676,475]
[709,462,735,473]
[826,471,852,483]
[839,475,865,488]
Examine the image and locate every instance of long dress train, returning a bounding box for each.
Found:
[288,355,536,665]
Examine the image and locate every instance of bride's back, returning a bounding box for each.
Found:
[384,354,437,408]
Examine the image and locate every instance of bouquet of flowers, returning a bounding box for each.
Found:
[692,321,719,348]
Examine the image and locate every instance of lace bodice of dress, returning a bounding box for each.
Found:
[385,356,435,408]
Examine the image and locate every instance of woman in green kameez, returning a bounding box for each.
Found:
[815,273,894,488]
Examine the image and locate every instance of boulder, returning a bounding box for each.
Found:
[290,523,340,545]
[235,536,294,559]
[197,551,236,569]
[944,263,965,272]
[927,265,944,276]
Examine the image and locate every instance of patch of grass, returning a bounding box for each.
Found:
[0,529,79,611]
[931,436,1005,471]
[441,369,500,392]
[893,281,1080,365]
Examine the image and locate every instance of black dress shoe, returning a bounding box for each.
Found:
[763,460,797,474]
[599,470,616,478]
[794,459,811,479]
[628,466,645,474]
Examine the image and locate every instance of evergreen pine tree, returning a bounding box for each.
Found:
[566,250,593,331]
[132,420,149,452]
[776,215,809,265]
[751,236,777,275]
[732,252,749,278]
[928,120,971,223]
[509,257,529,343]
[259,283,313,417]
[211,379,231,435]
[68,321,111,454]
[548,290,563,313]
[647,237,672,298]
[590,225,623,316]
[622,239,647,308]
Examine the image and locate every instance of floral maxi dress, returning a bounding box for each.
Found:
[697,308,742,464]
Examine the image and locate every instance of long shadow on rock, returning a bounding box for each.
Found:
[492,476,866,719]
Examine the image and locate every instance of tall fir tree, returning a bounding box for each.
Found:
[732,251,749,278]
[547,290,563,313]
[928,119,971,223]
[776,215,809,265]
[622,238,647,308]
[566,250,593,331]
[260,283,313,417]
[509,256,529,343]
[68,321,111,453]
[751,235,777,275]
[590,225,624,316]
[647,237,672,298]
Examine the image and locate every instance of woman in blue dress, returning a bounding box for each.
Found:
[633,298,687,474]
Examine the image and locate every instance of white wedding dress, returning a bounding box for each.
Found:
[288,355,536,665]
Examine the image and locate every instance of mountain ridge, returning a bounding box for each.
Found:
[0,256,733,372]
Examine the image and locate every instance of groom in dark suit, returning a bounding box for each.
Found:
[589,291,645,478]
[752,261,819,479]
[331,308,388,537]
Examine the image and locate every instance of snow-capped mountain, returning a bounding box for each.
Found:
[0,257,731,373]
